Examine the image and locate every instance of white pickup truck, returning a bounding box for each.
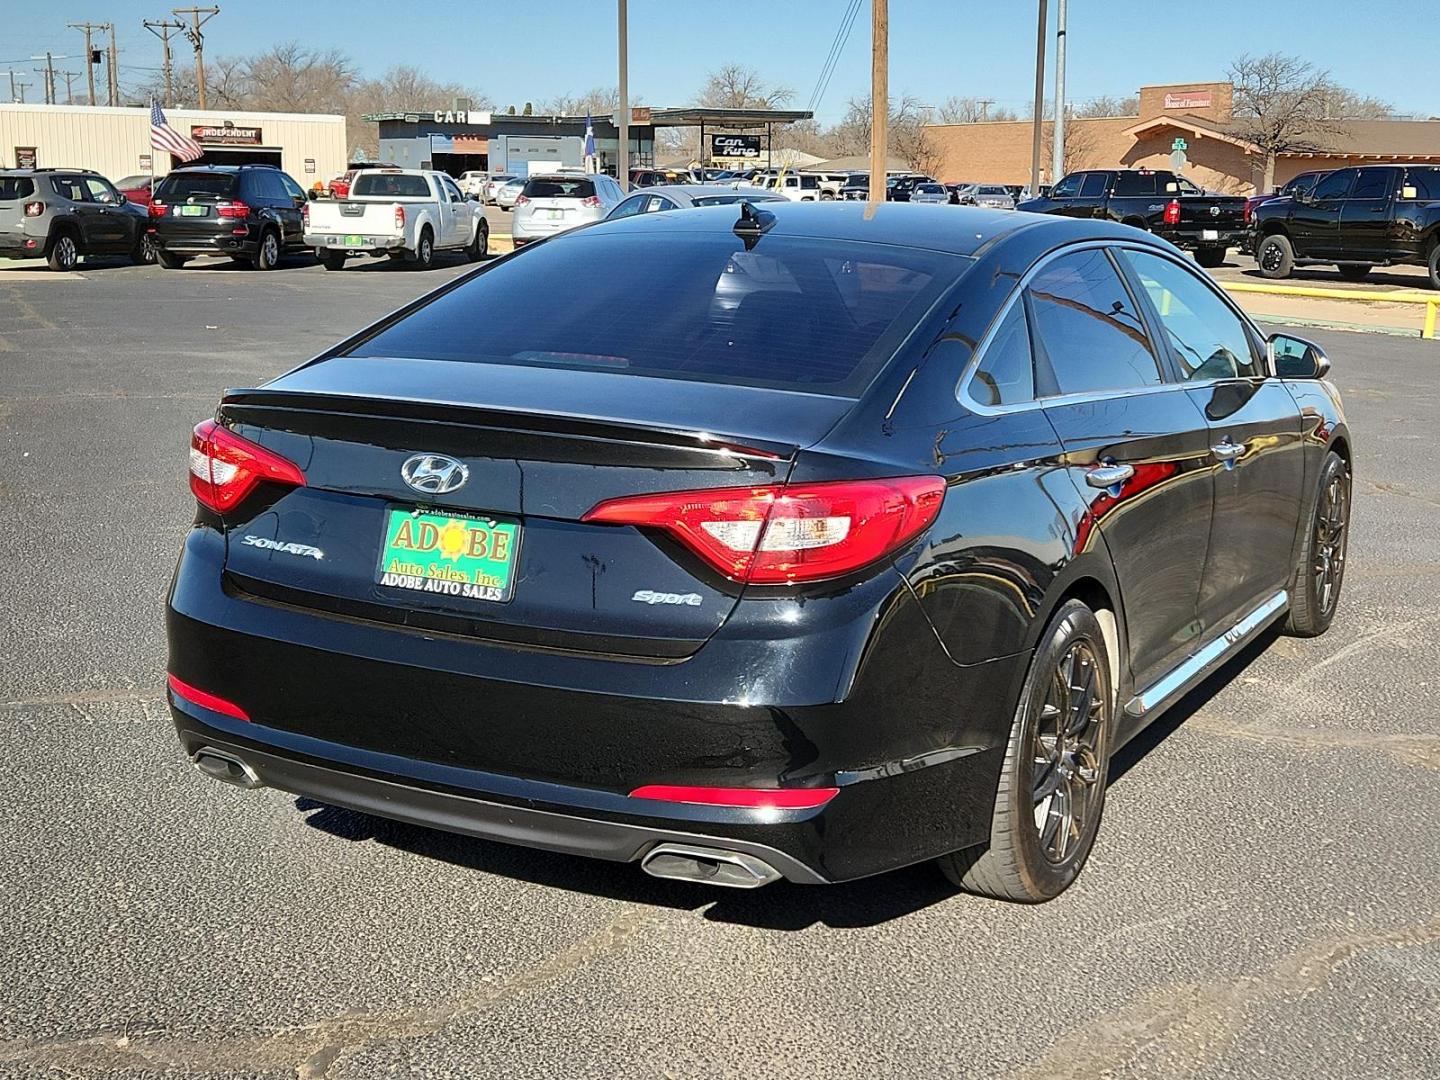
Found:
[303,169,487,270]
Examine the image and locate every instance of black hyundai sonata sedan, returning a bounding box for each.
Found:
[167,202,1351,901]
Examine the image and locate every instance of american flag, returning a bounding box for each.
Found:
[150,100,204,163]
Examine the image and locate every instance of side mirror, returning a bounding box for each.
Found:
[1269,332,1331,379]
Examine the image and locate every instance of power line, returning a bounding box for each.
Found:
[173,7,220,109]
[807,0,863,116]
[144,18,186,107]
[67,22,105,105]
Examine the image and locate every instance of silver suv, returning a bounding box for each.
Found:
[0,168,150,271]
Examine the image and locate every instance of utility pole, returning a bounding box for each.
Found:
[60,70,81,105]
[31,54,60,105]
[174,7,220,110]
[105,24,119,106]
[144,19,185,107]
[9,74,31,103]
[978,98,994,122]
[868,0,888,213]
[616,0,628,192]
[1029,0,1049,196]
[69,22,103,105]
[1051,0,1068,182]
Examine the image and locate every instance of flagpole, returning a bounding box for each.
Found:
[148,99,156,198]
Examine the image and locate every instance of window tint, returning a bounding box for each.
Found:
[1311,169,1356,201]
[1350,168,1398,200]
[968,302,1034,407]
[1026,248,1161,396]
[523,177,596,199]
[352,173,430,198]
[608,194,647,219]
[1402,168,1440,200]
[1282,172,1321,197]
[1123,250,1258,381]
[1050,174,1082,198]
[801,175,819,189]
[441,177,464,202]
[83,177,119,202]
[246,171,284,201]
[1079,172,1109,198]
[50,175,92,201]
[348,233,969,397]
[0,177,35,200]
[155,172,237,200]
[279,173,306,201]
[1113,172,1157,197]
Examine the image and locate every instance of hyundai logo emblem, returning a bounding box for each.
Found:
[400,453,469,495]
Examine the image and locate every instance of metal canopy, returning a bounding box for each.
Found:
[649,107,813,128]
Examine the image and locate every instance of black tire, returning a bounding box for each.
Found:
[413,227,435,269]
[938,599,1114,902]
[1120,217,1148,232]
[1426,241,1439,291]
[464,221,488,262]
[1257,233,1294,279]
[1285,451,1351,637]
[320,250,348,271]
[156,249,188,270]
[255,228,281,271]
[387,252,406,262]
[1336,264,1372,282]
[1194,245,1227,269]
[46,230,80,272]
[132,231,157,266]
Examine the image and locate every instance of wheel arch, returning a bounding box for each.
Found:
[1027,556,1129,705]
[44,218,82,253]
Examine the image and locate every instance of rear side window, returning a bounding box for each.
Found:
[352,173,430,198]
[968,303,1035,407]
[348,233,969,396]
[49,175,91,202]
[1079,173,1109,198]
[1350,169,1398,200]
[0,177,35,200]
[523,177,596,199]
[1123,250,1259,380]
[1026,248,1161,396]
[157,172,237,200]
[1113,172,1157,197]
[1402,168,1440,200]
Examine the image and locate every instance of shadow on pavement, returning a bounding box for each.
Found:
[293,625,1286,930]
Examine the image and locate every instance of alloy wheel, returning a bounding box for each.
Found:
[56,236,77,269]
[263,233,279,267]
[1313,467,1349,616]
[1261,242,1282,273]
[1032,640,1106,864]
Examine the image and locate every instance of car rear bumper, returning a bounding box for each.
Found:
[0,232,42,257]
[306,232,405,252]
[152,227,255,256]
[1161,227,1247,250]
[166,527,1023,883]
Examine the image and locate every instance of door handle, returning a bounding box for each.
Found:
[1086,463,1134,489]
[1211,442,1246,461]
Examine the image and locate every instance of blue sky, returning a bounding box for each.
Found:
[8,0,1437,123]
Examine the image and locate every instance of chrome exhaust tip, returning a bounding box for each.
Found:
[192,748,263,789]
[639,843,782,889]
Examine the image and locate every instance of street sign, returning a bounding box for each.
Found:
[1171,137,1188,152]
[1170,149,1187,171]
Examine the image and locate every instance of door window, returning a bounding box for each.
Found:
[441,177,464,203]
[1049,174,1082,198]
[1311,169,1356,201]
[1122,250,1260,381]
[83,177,120,203]
[967,302,1035,407]
[1079,173,1109,198]
[50,175,91,202]
[1026,248,1162,396]
[1350,168,1398,200]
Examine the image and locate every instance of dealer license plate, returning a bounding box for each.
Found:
[1202,229,1219,241]
[547,209,563,221]
[177,205,207,216]
[376,507,520,604]
[344,234,363,246]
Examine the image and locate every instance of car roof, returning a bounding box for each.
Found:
[624,184,784,201]
[586,199,1170,258]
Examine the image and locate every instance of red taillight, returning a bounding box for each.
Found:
[215,201,250,219]
[188,418,305,512]
[583,476,945,584]
[514,194,530,206]
[581,195,601,208]
[394,204,405,230]
[628,785,838,810]
[1163,199,1181,226]
[301,201,310,227]
[166,674,250,722]
[23,200,44,217]
[148,201,166,218]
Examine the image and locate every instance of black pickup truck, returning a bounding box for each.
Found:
[1250,163,1440,288]
[1016,168,1246,267]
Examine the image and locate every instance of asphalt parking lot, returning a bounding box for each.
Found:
[2,254,1438,1079]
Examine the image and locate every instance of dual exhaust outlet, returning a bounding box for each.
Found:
[191,749,784,888]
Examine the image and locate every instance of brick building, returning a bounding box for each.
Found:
[926,81,1440,194]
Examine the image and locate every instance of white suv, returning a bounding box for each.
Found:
[511,173,625,247]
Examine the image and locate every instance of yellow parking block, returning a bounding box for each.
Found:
[1219,281,1438,340]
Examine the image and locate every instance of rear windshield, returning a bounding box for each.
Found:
[917,184,945,194]
[347,231,968,396]
[156,172,237,200]
[978,186,1009,195]
[0,177,35,200]
[352,173,430,198]
[1113,172,1159,196]
[523,177,596,199]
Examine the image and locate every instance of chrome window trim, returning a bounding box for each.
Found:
[956,239,1274,416]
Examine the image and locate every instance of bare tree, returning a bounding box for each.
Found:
[1042,115,1097,180]
[1228,53,1350,190]
[699,64,794,110]
[543,86,621,117]
[936,96,1017,124]
[828,95,935,172]
[1073,94,1138,118]
[349,65,489,156]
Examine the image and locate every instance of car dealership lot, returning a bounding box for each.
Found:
[2,261,1438,1079]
